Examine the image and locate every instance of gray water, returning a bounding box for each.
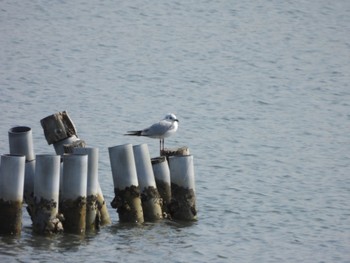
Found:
[0,0,349,262]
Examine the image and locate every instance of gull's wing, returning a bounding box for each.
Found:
[141,119,172,138]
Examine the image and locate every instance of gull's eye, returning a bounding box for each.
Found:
[165,114,176,121]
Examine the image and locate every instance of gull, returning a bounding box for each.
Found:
[125,113,179,154]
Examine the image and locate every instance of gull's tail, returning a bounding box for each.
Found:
[124,130,142,136]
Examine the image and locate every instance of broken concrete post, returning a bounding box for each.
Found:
[40,111,77,146]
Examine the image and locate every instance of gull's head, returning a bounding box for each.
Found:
[164,113,179,122]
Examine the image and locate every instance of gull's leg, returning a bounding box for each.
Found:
[159,139,162,155]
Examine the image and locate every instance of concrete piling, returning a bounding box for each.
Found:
[168,155,197,221]
[133,144,163,221]
[61,154,88,234]
[8,126,35,161]
[8,126,36,219]
[108,144,144,223]
[151,156,171,216]
[33,154,63,234]
[72,147,99,230]
[40,111,78,147]
[0,154,26,235]
[40,111,85,156]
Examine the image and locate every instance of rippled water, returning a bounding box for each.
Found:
[0,0,349,262]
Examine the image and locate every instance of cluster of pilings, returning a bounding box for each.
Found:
[0,111,197,236]
[109,144,197,223]
[0,111,110,235]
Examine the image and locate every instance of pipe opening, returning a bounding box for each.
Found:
[9,126,31,133]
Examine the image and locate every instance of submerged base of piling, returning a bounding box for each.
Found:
[60,197,87,234]
[110,186,144,223]
[24,192,35,222]
[96,193,111,226]
[32,198,63,234]
[0,199,22,235]
[86,195,98,230]
[141,186,163,221]
[168,184,197,221]
[154,179,171,216]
